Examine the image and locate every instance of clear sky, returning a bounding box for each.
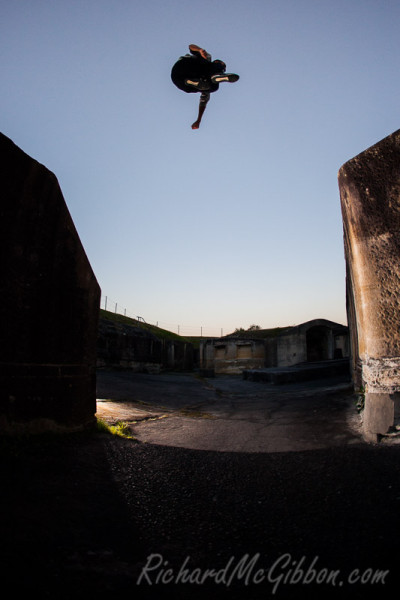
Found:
[2,0,399,336]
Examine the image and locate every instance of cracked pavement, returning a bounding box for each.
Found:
[96,370,363,452]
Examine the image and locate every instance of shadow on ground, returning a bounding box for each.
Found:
[1,432,400,599]
[1,371,399,599]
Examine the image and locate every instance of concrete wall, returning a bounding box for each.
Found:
[201,340,216,371]
[201,320,349,375]
[200,339,265,374]
[97,315,194,372]
[334,333,349,359]
[215,340,265,374]
[267,320,348,368]
[164,340,193,371]
[276,331,307,367]
[0,133,100,433]
[338,128,400,440]
[97,317,163,373]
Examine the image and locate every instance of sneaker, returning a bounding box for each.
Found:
[185,78,211,91]
[211,73,239,84]
[189,44,211,60]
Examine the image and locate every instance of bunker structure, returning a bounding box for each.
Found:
[97,311,194,372]
[339,129,400,442]
[0,133,100,434]
[200,319,349,378]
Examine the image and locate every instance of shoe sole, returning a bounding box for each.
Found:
[185,79,210,91]
[212,74,239,83]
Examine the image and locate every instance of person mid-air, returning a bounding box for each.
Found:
[171,44,239,130]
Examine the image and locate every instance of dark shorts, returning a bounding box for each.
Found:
[171,55,220,94]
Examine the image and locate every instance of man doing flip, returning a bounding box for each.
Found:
[171,44,239,130]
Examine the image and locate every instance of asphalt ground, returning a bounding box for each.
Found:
[95,370,362,452]
[2,369,400,599]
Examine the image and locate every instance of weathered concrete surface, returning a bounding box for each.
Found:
[338,128,400,440]
[0,133,100,433]
[97,315,165,373]
[97,312,194,372]
[243,358,350,385]
[96,370,362,453]
[201,338,266,374]
[200,320,349,375]
[362,392,395,441]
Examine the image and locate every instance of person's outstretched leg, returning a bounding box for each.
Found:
[211,73,239,84]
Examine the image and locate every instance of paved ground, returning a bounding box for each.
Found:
[3,369,400,600]
[96,370,363,452]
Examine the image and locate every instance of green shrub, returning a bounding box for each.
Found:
[96,418,135,439]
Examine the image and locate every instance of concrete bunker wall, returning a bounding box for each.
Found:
[339,128,400,440]
[97,315,194,372]
[275,331,307,367]
[212,339,265,374]
[0,133,100,433]
[274,320,348,368]
[201,319,349,374]
[200,338,266,375]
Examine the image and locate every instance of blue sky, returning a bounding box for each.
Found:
[2,0,399,336]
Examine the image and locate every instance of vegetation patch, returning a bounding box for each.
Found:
[355,388,365,413]
[228,325,292,339]
[99,309,191,343]
[96,417,137,440]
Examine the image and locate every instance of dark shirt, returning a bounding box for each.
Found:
[171,54,221,94]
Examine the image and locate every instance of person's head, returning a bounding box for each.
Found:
[213,59,226,72]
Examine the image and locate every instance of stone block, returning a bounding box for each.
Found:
[0,133,100,433]
[338,129,400,437]
[363,393,395,441]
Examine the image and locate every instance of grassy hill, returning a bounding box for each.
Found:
[224,326,292,339]
[99,310,293,347]
[99,309,194,344]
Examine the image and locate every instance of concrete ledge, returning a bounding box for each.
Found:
[243,359,351,385]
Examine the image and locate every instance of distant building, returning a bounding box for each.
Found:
[199,319,349,375]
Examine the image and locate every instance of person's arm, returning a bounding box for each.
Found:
[189,44,211,60]
[191,92,210,130]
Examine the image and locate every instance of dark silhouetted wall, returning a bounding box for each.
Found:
[0,133,100,433]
